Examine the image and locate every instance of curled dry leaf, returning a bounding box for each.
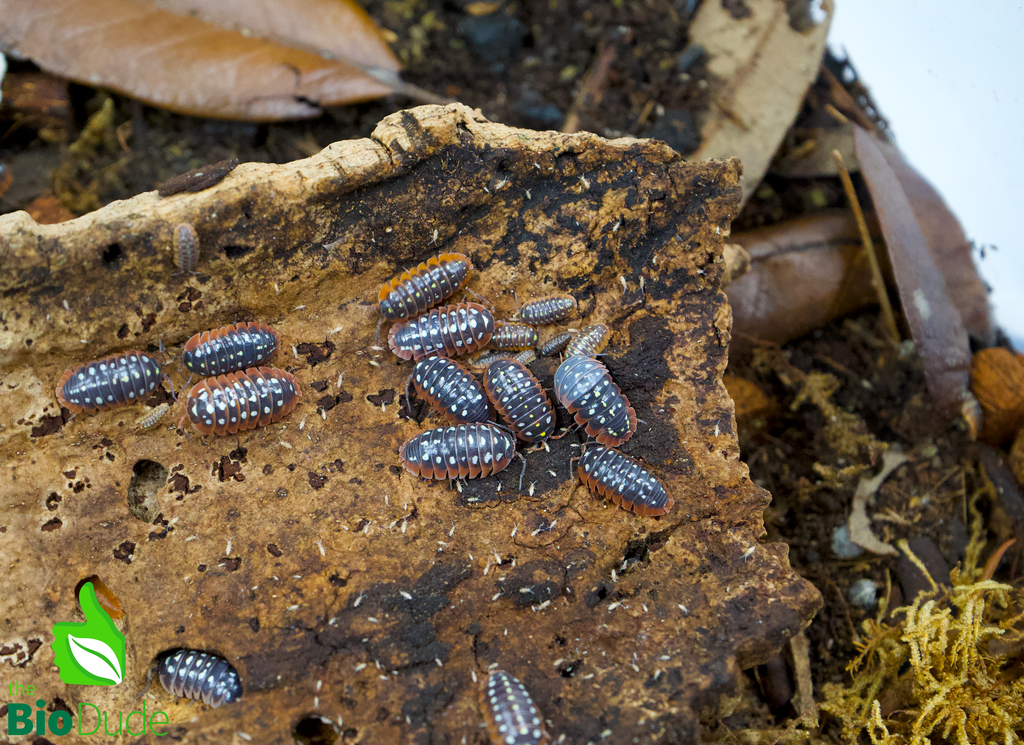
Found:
[727,210,879,352]
[854,125,972,418]
[0,0,400,120]
[847,450,909,557]
[688,0,832,206]
[869,135,993,345]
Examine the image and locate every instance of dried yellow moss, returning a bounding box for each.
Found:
[822,487,1024,744]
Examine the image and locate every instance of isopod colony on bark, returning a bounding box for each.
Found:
[46,241,674,730]
[379,250,671,521]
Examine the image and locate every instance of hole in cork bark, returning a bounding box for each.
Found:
[128,459,167,522]
[293,714,339,745]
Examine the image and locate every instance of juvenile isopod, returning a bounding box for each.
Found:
[480,670,548,745]
[577,445,673,516]
[56,352,162,414]
[563,324,610,357]
[182,321,279,377]
[378,252,472,322]
[184,366,300,435]
[484,359,554,443]
[489,322,539,351]
[158,649,242,708]
[388,302,494,361]
[537,330,577,357]
[407,357,489,424]
[517,294,577,325]
[136,402,170,430]
[399,423,516,480]
[173,222,200,274]
[553,356,635,447]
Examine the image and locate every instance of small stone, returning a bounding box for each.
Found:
[849,578,878,609]
[831,524,864,559]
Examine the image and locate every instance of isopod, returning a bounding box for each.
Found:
[182,321,279,377]
[399,423,516,480]
[136,402,170,430]
[553,356,636,447]
[56,352,162,413]
[158,649,242,708]
[378,252,472,322]
[517,294,577,325]
[577,445,673,516]
[184,366,300,435]
[173,222,200,274]
[484,359,554,443]
[537,330,577,357]
[563,324,610,357]
[480,670,547,745]
[512,349,537,366]
[489,322,539,351]
[407,357,489,424]
[388,302,494,361]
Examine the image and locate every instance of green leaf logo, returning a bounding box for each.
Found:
[52,582,127,686]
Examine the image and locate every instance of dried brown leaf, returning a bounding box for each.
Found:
[689,0,832,206]
[727,210,879,351]
[854,125,972,418]
[0,0,399,120]
[873,138,993,345]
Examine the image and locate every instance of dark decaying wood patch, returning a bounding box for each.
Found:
[0,104,819,742]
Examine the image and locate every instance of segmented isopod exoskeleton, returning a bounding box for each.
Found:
[408,357,489,424]
[537,330,577,357]
[512,349,537,366]
[399,423,516,480]
[378,252,472,322]
[388,302,494,361]
[182,321,279,377]
[174,223,200,274]
[56,352,162,413]
[184,366,300,435]
[553,356,635,446]
[564,323,610,357]
[489,322,538,351]
[158,649,242,708]
[484,359,554,443]
[578,445,673,516]
[136,402,170,430]
[517,294,577,325]
[480,670,548,745]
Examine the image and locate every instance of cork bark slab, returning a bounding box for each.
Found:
[0,104,820,743]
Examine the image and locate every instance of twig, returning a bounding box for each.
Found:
[563,29,631,134]
[981,538,1016,582]
[833,149,900,343]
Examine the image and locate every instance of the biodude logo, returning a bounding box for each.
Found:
[6,582,170,737]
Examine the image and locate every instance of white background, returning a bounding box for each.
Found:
[828,2,1023,349]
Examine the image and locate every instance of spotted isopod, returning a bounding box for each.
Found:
[388,302,494,361]
[56,352,162,414]
[480,670,548,745]
[517,294,577,325]
[184,366,300,435]
[408,357,489,424]
[182,321,279,377]
[158,649,242,708]
[537,330,577,357]
[553,356,636,447]
[578,445,673,516]
[136,402,170,430]
[399,423,516,480]
[173,222,200,273]
[563,323,610,357]
[484,359,554,443]
[378,252,472,322]
[489,322,539,351]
